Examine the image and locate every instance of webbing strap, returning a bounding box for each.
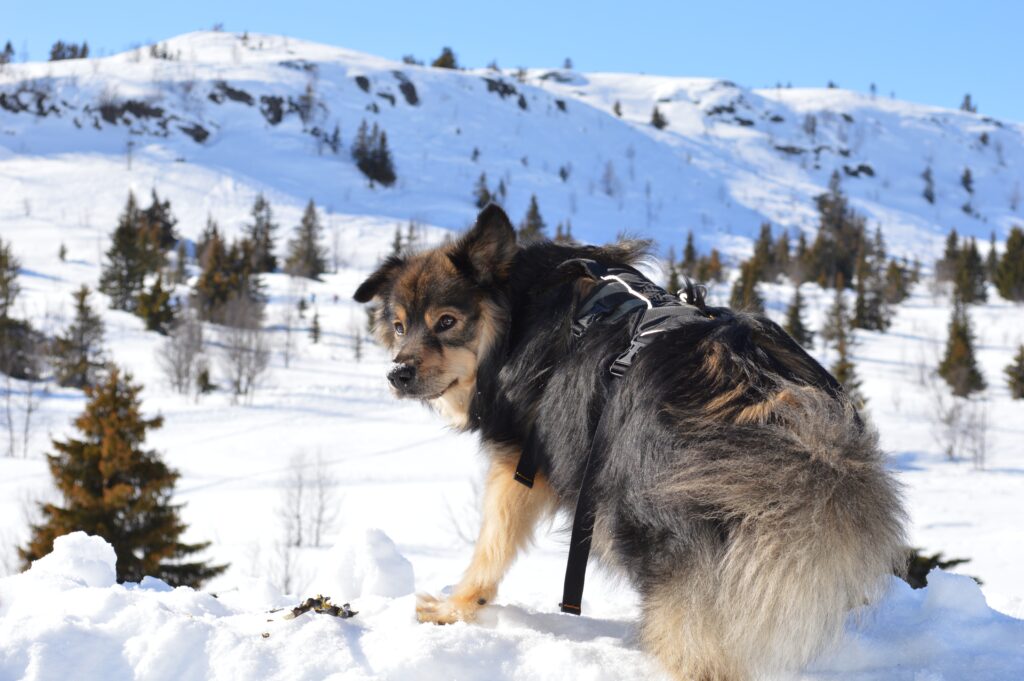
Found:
[558,410,608,614]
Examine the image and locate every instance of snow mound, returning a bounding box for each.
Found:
[2,534,1023,680]
[26,531,117,588]
[308,527,415,599]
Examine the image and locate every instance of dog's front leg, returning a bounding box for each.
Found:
[417,451,552,624]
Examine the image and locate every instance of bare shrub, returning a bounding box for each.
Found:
[218,295,269,404]
[158,311,204,395]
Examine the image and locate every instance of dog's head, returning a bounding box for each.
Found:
[353,205,515,427]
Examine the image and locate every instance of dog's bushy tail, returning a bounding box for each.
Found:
[657,392,907,679]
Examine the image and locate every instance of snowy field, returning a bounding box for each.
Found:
[1,29,1024,681]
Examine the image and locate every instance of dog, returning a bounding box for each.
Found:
[354,205,907,681]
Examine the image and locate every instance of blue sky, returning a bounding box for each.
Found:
[4,0,1021,121]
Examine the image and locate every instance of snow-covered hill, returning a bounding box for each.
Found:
[2,30,1022,262]
[1,29,1023,681]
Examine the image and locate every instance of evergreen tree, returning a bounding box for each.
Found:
[821,274,848,345]
[922,166,935,204]
[518,195,546,241]
[285,199,328,280]
[883,260,910,304]
[729,261,764,313]
[953,237,987,304]
[473,172,491,209]
[961,167,974,194]
[937,228,960,283]
[310,311,321,344]
[666,247,681,294]
[351,121,397,186]
[136,276,176,334]
[19,368,227,587]
[612,100,622,117]
[99,193,148,311]
[995,226,1024,301]
[1005,344,1024,399]
[852,238,890,331]
[173,242,187,285]
[831,321,864,407]
[650,106,668,130]
[773,230,791,279]
[807,172,866,288]
[784,285,814,349]
[938,300,986,397]
[192,226,231,322]
[682,231,697,271]
[53,286,106,389]
[245,193,278,273]
[141,190,179,252]
[696,249,724,283]
[985,231,998,283]
[390,225,404,257]
[431,47,458,69]
[0,237,20,320]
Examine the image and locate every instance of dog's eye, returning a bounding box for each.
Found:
[436,315,457,332]
[393,321,405,336]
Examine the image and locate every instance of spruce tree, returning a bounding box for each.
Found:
[883,260,910,304]
[784,285,814,349]
[995,226,1024,301]
[696,249,724,283]
[666,247,681,294]
[954,237,987,304]
[0,236,20,320]
[431,47,458,69]
[831,320,864,407]
[752,222,775,280]
[136,275,176,334]
[99,192,147,311]
[937,229,960,283]
[245,193,278,273]
[19,368,227,587]
[518,195,546,241]
[53,286,106,389]
[807,172,866,289]
[683,232,697,271]
[938,300,986,397]
[285,199,328,280]
[821,274,848,345]
[650,106,668,130]
[986,231,998,283]
[1005,345,1024,399]
[729,261,764,313]
[473,172,491,209]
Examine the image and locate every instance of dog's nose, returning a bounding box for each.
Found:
[388,364,416,390]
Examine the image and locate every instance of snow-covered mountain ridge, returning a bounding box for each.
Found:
[2,30,1022,261]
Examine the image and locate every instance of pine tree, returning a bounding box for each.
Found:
[431,47,458,69]
[53,286,106,389]
[173,242,187,285]
[518,195,546,241]
[953,237,987,304]
[985,231,998,283]
[245,193,278,273]
[784,285,814,349]
[807,172,866,289]
[19,368,227,587]
[821,274,848,345]
[995,226,1024,301]
[351,121,397,186]
[729,261,764,313]
[285,199,328,279]
[1005,345,1024,399]
[938,300,986,397]
[961,167,974,194]
[310,311,321,343]
[0,237,20,320]
[682,231,697,271]
[390,225,404,257]
[473,172,491,209]
[141,190,179,253]
[99,192,148,311]
[852,239,890,331]
[666,247,681,294]
[831,323,864,407]
[883,260,910,304]
[922,166,935,204]
[136,275,176,334]
[937,229,960,283]
[696,249,724,283]
[650,106,668,130]
[612,100,622,117]
[752,222,775,281]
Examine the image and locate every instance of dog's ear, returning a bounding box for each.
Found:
[448,204,517,285]
[354,254,405,303]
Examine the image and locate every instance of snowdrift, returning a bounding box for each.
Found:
[2,532,1021,681]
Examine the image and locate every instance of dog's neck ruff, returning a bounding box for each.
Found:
[514,258,723,615]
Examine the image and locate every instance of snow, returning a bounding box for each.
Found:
[2,534,1023,681]
[1,29,1023,681]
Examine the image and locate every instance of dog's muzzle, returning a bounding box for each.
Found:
[388,363,416,392]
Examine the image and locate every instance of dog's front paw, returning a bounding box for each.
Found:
[415,592,480,625]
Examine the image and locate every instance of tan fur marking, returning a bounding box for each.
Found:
[703,383,747,417]
[417,450,554,624]
[734,388,800,425]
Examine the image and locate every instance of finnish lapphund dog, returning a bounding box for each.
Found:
[354,205,906,681]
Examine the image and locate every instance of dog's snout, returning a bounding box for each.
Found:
[388,363,416,390]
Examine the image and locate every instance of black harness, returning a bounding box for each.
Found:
[513,258,722,615]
